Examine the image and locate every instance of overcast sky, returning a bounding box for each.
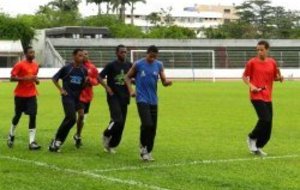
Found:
[0,0,299,17]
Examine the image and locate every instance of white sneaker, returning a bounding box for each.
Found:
[104,147,117,154]
[140,146,154,161]
[247,137,258,152]
[102,135,116,154]
[141,153,155,161]
[256,148,267,156]
[102,135,111,149]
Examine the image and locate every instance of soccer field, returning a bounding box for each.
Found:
[0,81,300,190]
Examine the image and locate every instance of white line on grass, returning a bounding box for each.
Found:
[0,155,171,190]
[90,154,299,173]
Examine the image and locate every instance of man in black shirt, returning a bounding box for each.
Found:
[49,49,88,152]
[99,44,133,153]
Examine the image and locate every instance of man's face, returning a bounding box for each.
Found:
[116,47,127,61]
[146,52,158,63]
[26,49,35,61]
[74,51,84,64]
[256,45,268,58]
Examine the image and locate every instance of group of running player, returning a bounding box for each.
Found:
[6,44,172,161]
[5,40,283,160]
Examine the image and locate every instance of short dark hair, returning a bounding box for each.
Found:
[24,46,33,54]
[73,48,84,55]
[147,45,159,54]
[257,40,270,49]
[116,44,126,53]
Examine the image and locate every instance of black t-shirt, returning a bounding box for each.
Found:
[53,63,88,99]
[100,60,132,103]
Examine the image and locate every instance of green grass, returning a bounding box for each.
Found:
[0,81,300,190]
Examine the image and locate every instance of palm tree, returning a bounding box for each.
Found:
[86,0,108,15]
[128,0,146,24]
[48,0,81,11]
[110,0,130,23]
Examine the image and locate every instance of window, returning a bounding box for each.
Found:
[224,9,231,13]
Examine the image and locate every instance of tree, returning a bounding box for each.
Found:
[160,7,174,26]
[86,0,111,15]
[146,7,174,27]
[204,21,257,39]
[146,12,161,26]
[128,0,146,24]
[236,0,273,38]
[35,0,81,28]
[0,14,35,48]
[47,0,81,11]
[203,0,300,39]
[110,0,130,23]
[268,6,299,38]
[146,25,196,39]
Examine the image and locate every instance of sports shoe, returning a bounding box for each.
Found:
[104,147,117,154]
[247,137,258,153]
[29,141,41,150]
[142,153,155,161]
[140,146,154,161]
[48,139,61,152]
[255,148,267,157]
[7,134,15,148]
[73,134,82,149]
[102,135,112,152]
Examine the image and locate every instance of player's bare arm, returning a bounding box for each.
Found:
[125,64,137,97]
[159,68,172,87]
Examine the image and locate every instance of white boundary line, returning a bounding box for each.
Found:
[90,154,300,173]
[0,155,171,190]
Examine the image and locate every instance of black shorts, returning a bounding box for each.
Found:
[79,101,91,114]
[62,96,82,111]
[14,96,37,116]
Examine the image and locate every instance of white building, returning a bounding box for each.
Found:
[0,40,23,67]
[124,9,223,37]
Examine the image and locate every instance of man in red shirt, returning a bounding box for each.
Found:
[242,40,283,156]
[73,50,99,148]
[7,46,41,150]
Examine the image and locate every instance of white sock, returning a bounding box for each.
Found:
[55,140,62,147]
[10,124,17,136]
[29,129,36,144]
[83,114,88,123]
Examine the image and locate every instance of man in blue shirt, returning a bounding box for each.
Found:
[49,49,88,152]
[125,45,172,161]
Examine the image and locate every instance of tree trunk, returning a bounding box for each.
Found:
[120,3,126,23]
[97,3,101,15]
[106,2,110,14]
[131,3,134,25]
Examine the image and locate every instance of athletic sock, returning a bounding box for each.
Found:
[10,124,17,136]
[29,129,36,144]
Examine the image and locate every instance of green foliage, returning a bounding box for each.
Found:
[146,25,196,39]
[110,24,144,38]
[81,15,144,38]
[0,14,35,48]
[205,0,300,39]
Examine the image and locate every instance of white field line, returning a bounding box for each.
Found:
[0,155,171,190]
[90,154,300,173]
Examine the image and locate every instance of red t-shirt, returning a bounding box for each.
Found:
[243,57,278,102]
[80,61,99,103]
[11,60,39,97]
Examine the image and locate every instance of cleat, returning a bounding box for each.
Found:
[7,134,15,148]
[29,141,41,150]
[48,139,61,153]
[73,134,82,149]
